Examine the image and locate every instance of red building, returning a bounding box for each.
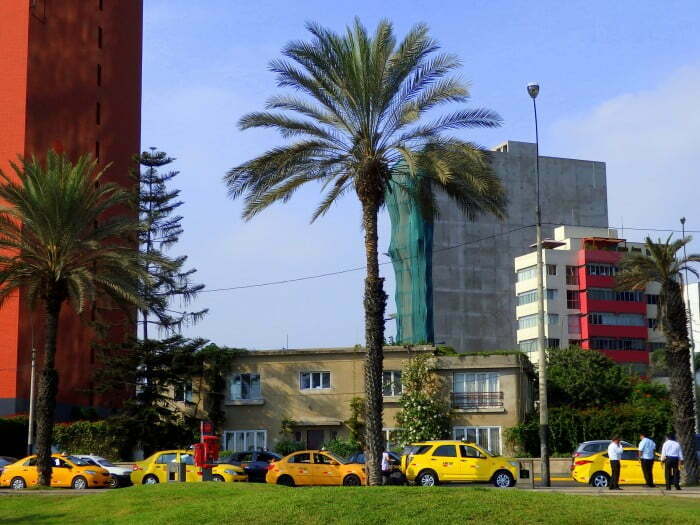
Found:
[0,1,143,418]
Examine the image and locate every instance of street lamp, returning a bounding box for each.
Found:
[680,217,700,433]
[528,82,550,487]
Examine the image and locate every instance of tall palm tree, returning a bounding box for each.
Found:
[0,151,147,486]
[225,19,506,485]
[616,236,699,484]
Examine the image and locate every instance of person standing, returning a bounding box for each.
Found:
[607,437,623,490]
[381,450,391,486]
[638,432,656,487]
[660,433,684,490]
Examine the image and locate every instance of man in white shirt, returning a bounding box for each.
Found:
[381,450,391,485]
[607,437,623,490]
[638,432,656,487]
[660,433,684,490]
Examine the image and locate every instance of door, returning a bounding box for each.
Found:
[153,452,177,482]
[51,457,71,487]
[181,453,198,482]
[619,450,641,484]
[311,453,342,485]
[430,445,461,481]
[307,430,324,450]
[458,445,489,481]
[21,457,39,486]
[286,452,313,485]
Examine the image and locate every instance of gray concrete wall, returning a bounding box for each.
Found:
[432,141,608,351]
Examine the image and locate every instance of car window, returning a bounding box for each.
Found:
[0,458,13,467]
[314,453,335,465]
[237,452,254,462]
[403,445,431,456]
[97,459,115,468]
[156,453,177,464]
[65,456,90,466]
[53,458,70,468]
[432,445,457,457]
[582,444,598,453]
[181,454,195,465]
[288,453,311,464]
[621,450,638,460]
[459,445,482,458]
[259,452,279,463]
[23,457,37,467]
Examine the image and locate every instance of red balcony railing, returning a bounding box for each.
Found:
[451,392,504,409]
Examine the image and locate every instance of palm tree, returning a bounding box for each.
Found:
[0,151,147,486]
[225,19,506,485]
[616,236,699,484]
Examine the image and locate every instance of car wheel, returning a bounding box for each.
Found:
[492,470,515,488]
[417,470,439,487]
[143,474,159,485]
[107,476,120,489]
[343,474,361,486]
[71,476,88,490]
[212,475,225,482]
[276,475,295,487]
[590,471,611,488]
[10,477,26,490]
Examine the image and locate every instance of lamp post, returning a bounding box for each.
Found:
[680,217,700,433]
[528,82,550,487]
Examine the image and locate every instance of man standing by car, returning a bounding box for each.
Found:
[607,437,623,490]
[638,432,656,487]
[381,450,391,486]
[660,433,683,491]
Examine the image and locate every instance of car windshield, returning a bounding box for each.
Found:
[65,456,90,466]
[403,445,431,456]
[97,459,115,467]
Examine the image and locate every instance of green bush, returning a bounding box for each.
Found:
[273,439,305,456]
[53,420,121,460]
[321,438,361,458]
[0,417,28,458]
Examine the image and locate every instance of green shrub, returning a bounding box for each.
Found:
[321,438,361,458]
[273,439,305,456]
[53,420,120,460]
[0,417,28,458]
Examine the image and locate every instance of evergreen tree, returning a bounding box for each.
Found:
[137,148,207,338]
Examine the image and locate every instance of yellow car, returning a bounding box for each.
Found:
[131,450,247,484]
[266,450,367,486]
[402,441,518,487]
[571,447,665,487]
[0,454,111,489]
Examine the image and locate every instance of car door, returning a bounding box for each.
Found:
[286,452,313,485]
[153,452,177,482]
[458,445,490,481]
[50,457,72,487]
[428,444,460,481]
[619,449,641,484]
[20,457,39,486]
[311,453,342,485]
[180,453,199,482]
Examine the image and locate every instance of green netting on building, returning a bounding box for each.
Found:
[386,174,434,345]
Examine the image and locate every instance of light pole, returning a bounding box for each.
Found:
[680,217,700,433]
[528,81,550,487]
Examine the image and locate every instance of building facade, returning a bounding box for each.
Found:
[0,1,143,417]
[180,347,534,456]
[514,226,664,370]
[389,140,609,352]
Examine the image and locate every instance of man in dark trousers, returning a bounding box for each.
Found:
[607,437,623,490]
[638,432,656,487]
[661,433,684,490]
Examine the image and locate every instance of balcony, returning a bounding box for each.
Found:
[451,392,504,411]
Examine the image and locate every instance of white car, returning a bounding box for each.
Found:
[74,454,132,488]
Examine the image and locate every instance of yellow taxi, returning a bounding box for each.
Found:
[131,450,247,484]
[0,454,111,489]
[402,441,518,487]
[266,450,367,486]
[571,447,665,487]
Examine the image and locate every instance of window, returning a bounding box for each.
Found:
[459,445,482,458]
[647,294,659,305]
[99,0,103,10]
[588,312,645,326]
[621,450,639,460]
[156,453,177,464]
[382,370,402,396]
[300,371,331,390]
[519,338,537,354]
[432,445,457,457]
[547,338,560,349]
[546,289,557,300]
[98,26,103,48]
[175,382,193,403]
[647,342,665,351]
[288,453,311,464]
[588,288,643,302]
[587,263,617,276]
[546,264,557,275]
[223,430,266,452]
[97,64,102,86]
[96,102,101,125]
[228,373,261,400]
[517,289,556,306]
[548,313,559,326]
[95,140,100,161]
[568,314,581,334]
[648,318,658,330]
[566,266,579,285]
[518,313,559,329]
[567,290,580,309]
[180,454,194,465]
[453,426,501,455]
[589,338,645,350]
[516,266,536,282]
[569,339,582,347]
[452,372,501,409]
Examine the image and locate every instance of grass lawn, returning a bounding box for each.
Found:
[1,483,699,524]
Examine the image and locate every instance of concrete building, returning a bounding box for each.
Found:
[514,226,664,370]
[682,282,700,386]
[179,347,534,455]
[0,1,143,417]
[389,141,608,352]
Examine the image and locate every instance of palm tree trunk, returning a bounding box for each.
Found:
[663,280,699,485]
[35,293,63,486]
[360,198,387,486]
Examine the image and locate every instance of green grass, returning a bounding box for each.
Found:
[1,483,699,524]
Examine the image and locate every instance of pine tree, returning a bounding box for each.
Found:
[137,148,207,338]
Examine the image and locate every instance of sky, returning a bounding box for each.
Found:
[141,0,700,349]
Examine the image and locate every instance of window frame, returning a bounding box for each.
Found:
[382,370,402,397]
[299,371,331,391]
[228,373,262,401]
[222,429,267,453]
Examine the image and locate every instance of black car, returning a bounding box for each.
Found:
[345,451,405,485]
[218,450,282,482]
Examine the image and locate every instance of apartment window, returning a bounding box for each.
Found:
[588,312,645,326]
[569,339,582,347]
[567,290,580,310]
[96,102,101,125]
[382,370,402,396]
[519,338,537,355]
[453,426,501,455]
[517,290,537,306]
[631,247,642,253]
[223,430,266,452]
[99,0,103,10]
[647,294,659,305]
[516,266,536,282]
[648,318,658,330]
[547,338,560,349]
[98,26,103,48]
[587,263,617,276]
[95,140,100,161]
[568,314,581,334]
[589,338,645,350]
[300,371,331,390]
[518,313,559,329]
[546,264,557,276]
[566,266,579,285]
[588,288,643,302]
[97,64,102,86]
[548,313,559,325]
[647,342,665,351]
[174,382,193,404]
[228,373,261,400]
[452,372,502,409]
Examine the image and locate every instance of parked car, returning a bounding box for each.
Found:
[217,450,282,482]
[571,447,665,487]
[0,454,110,489]
[345,451,405,484]
[74,454,132,488]
[131,450,247,484]
[0,456,18,477]
[570,440,633,473]
[401,441,518,487]
[266,450,367,486]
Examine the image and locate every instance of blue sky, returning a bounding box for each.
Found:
[141,0,700,349]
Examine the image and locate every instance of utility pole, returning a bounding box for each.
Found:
[27,347,37,456]
[528,82,550,487]
[680,217,700,433]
